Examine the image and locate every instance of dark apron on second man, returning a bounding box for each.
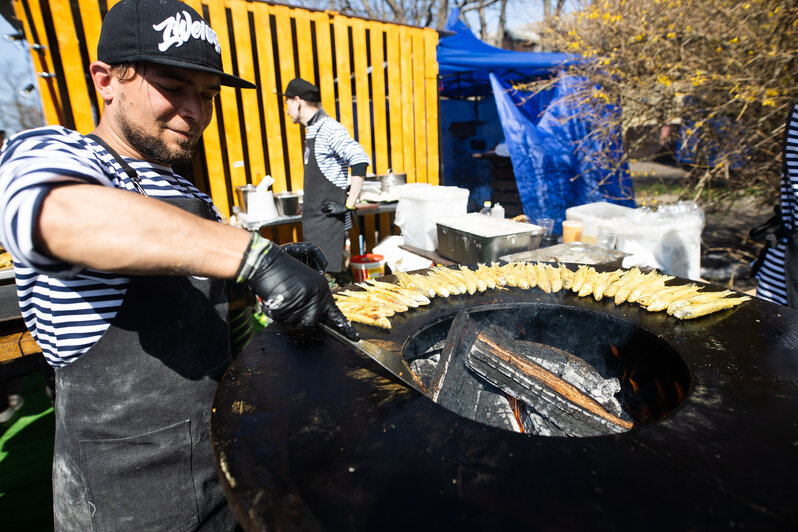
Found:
[301,128,348,274]
[52,196,235,531]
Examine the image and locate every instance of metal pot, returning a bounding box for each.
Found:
[274,192,302,216]
[378,172,406,194]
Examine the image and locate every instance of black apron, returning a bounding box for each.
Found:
[300,116,348,273]
[52,196,235,531]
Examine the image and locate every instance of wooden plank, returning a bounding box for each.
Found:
[424,29,440,186]
[76,0,103,107]
[312,11,336,117]
[351,18,371,162]
[399,26,415,182]
[258,226,274,241]
[348,225,361,257]
[369,22,388,174]
[231,0,266,181]
[378,212,391,240]
[252,3,288,193]
[332,14,354,134]
[274,4,303,192]
[183,0,228,214]
[294,8,314,82]
[0,330,40,362]
[76,0,101,64]
[276,225,294,244]
[49,0,95,132]
[411,29,427,184]
[206,0,246,210]
[363,213,376,251]
[15,0,63,125]
[384,24,403,174]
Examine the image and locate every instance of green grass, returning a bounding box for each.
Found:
[0,371,55,532]
[633,178,767,206]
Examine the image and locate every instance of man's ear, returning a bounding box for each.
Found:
[90,61,115,103]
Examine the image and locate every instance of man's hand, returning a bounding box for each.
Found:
[237,234,359,340]
[320,200,353,216]
[280,242,328,274]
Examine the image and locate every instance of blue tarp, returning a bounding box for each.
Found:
[489,74,635,229]
[438,12,634,231]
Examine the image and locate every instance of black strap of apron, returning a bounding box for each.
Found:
[87,134,148,196]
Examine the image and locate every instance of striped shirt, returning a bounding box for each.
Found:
[755,100,798,306]
[0,126,219,368]
[305,109,370,188]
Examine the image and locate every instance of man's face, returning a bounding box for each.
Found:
[285,96,301,124]
[113,63,221,166]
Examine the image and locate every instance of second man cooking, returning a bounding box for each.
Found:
[283,78,371,286]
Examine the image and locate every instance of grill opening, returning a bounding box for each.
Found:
[403,302,691,436]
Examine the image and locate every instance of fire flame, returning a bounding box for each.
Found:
[507,395,526,433]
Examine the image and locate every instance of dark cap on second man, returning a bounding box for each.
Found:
[283,78,321,102]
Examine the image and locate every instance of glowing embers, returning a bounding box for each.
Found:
[406,304,690,437]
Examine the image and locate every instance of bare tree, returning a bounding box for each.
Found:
[307,0,506,39]
[535,0,798,204]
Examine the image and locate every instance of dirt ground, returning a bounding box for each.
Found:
[629,161,773,294]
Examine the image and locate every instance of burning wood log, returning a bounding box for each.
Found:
[464,324,634,437]
[429,311,520,432]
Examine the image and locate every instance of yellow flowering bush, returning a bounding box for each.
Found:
[533,0,797,202]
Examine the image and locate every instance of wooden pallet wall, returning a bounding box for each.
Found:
[13,0,440,223]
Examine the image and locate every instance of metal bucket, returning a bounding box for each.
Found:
[235,185,278,220]
[379,172,406,193]
[274,192,302,216]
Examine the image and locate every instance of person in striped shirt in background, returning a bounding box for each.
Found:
[0,0,358,530]
[283,77,371,287]
[754,98,798,308]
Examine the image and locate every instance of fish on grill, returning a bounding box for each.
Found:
[333,262,751,329]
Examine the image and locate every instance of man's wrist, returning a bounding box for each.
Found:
[345,200,356,210]
[235,233,274,283]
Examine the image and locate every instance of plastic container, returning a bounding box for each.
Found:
[562,220,583,243]
[491,202,505,218]
[479,201,492,215]
[350,253,385,282]
[565,201,705,279]
[394,184,469,251]
[565,201,636,239]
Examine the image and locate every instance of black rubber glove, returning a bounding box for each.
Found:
[321,199,353,216]
[236,234,359,340]
[279,242,328,274]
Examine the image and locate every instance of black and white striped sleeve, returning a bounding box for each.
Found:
[0,127,111,276]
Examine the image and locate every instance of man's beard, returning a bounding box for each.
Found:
[119,118,199,166]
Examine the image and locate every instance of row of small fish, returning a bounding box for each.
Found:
[333,262,751,329]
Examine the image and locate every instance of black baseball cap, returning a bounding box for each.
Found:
[97,0,255,89]
[282,78,321,102]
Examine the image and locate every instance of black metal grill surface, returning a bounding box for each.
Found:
[212,276,798,531]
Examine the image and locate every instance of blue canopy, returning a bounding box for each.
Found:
[438,13,578,99]
[437,13,634,230]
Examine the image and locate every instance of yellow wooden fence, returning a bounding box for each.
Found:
[13,0,440,245]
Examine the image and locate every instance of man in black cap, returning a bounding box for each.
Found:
[283,77,370,284]
[0,0,357,530]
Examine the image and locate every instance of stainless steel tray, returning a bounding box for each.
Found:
[436,214,543,264]
[500,242,629,268]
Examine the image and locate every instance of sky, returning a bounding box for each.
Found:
[460,0,579,36]
[0,15,41,135]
